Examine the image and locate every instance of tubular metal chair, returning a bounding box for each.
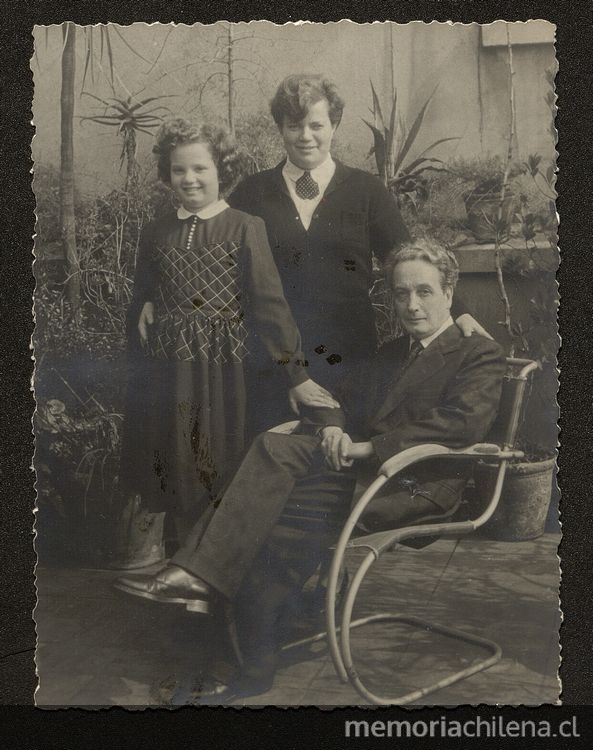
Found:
[275,357,540,705]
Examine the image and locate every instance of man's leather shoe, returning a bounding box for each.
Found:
[114,565,213,613]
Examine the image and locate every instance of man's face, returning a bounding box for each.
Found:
[392,259,453,340]
[280,98,337,170]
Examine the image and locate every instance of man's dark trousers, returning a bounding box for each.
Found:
[170,430,451,683]
[171,431,357,601]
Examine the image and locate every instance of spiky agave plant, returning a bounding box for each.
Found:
[81,93,174,191]
[363,80,459,207]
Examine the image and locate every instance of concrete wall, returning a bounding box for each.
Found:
[402,23,556,162]
[32,22,556,197]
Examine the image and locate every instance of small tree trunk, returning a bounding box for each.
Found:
[124,130,139,194]
[494,26,517,353]
[227,23,234,135]
[60,22,79,306]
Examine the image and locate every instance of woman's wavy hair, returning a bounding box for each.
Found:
[270,74,345,128]
[153,118,246,195]
[384,238,460,292]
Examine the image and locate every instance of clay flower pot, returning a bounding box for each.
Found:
[473,456,556,541]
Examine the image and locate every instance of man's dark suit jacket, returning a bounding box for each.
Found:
[302,324,506,512]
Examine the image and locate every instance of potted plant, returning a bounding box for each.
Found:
[472,159,558,541]
[449,155,522,242]
[470,32,557,540]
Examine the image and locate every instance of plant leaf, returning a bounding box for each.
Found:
[386,88,397,169]
[362,119,386,178]
[81,91,112,107]
[131,105,172,117]
[399,156,445,175]
[545,164,555,186]
[80,116,122,126]
[369,79,385,131]
[412,136,461,164]
[392,88,437,176]
[127,95,177,112]
[104,101,131,117]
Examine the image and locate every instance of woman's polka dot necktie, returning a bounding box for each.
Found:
[295,171,320,199]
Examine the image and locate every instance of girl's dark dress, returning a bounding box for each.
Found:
[120,204,306,524]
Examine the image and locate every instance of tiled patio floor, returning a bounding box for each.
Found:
[35,533,560,707]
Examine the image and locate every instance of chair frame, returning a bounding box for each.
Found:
[279,357,540,705]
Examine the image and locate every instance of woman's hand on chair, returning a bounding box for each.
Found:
[321,427,354,471]
[455,313,493,340]
[138,302,155,342]
[289,379,340,413]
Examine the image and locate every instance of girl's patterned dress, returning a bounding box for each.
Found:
[119,202,306,526]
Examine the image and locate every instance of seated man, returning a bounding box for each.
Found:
[115,238,505,701]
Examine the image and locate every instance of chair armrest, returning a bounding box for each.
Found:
[347,443,523,555]
[378,443,524,479]
[348,518,477,556]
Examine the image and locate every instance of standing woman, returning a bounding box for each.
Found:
[230,74,486,431]
[119,119,334,549]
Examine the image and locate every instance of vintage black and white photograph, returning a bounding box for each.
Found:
[32,20,559,707]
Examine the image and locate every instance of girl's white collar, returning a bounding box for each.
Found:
[177,199,229,221]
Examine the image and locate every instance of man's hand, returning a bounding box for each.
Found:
[321,427,353,471]
[321,429,375,470]
[289,379,340,413]
[138,302,155,342]
[455,313,493,340]
[345,441,375,461]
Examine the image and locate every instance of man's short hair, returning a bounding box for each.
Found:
[384,238,460,291]
[270,74,345,128]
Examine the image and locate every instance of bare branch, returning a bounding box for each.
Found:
[144,26,173,75]
[111,25,154,65]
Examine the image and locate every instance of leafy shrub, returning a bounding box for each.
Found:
[34,177,174,360]
[235,111,285,172]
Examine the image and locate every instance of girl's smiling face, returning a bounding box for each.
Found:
[170,141,219,212]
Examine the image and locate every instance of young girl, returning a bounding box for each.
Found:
[120,118,334,547]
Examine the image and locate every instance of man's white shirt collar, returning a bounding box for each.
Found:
[177,199,229,221]
[413,316,455,349]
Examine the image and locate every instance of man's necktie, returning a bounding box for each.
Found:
[400,339,424,374]
[295,171,320,199]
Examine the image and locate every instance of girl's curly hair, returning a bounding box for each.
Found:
[153,118,247,195]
